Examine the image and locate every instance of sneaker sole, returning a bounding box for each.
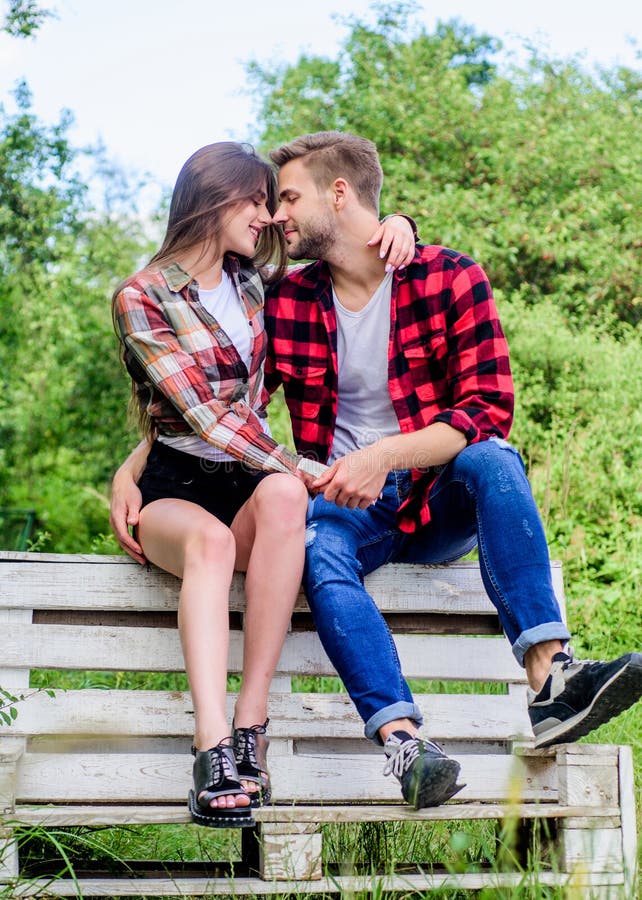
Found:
[533,654,642,748]
[407,757,465,809]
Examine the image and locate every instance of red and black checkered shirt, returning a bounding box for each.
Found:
[264,245,514,532]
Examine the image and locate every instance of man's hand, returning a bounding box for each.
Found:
[109,440,151,564]
[312,446,390,509]
[367,216,416,272]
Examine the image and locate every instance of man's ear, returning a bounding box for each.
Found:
[331,178,349,210]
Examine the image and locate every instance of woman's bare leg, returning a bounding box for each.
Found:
[231,474,308,728]
[138,497,248,810]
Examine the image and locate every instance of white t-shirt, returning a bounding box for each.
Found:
[159,271,270,461]
[328,272,400,463]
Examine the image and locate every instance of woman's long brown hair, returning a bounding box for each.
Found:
[113,142,288,439]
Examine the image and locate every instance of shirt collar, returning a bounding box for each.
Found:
[159,255,242,293]
[160,262,192,292]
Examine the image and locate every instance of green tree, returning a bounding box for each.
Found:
[1,0,53,38]
[248,1,642,328]
[246,0,642,708]
[0,81,153,551]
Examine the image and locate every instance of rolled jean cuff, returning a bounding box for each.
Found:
[364,701,424,744]
[512,621,572,667]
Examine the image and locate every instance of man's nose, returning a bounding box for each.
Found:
[273,203,287,224]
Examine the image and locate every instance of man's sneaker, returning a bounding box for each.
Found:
[528,651,642,748]
[383,731,464,809]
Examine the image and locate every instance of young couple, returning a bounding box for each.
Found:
[111,132,642,829]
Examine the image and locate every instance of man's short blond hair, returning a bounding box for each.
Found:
[270,131,383,213]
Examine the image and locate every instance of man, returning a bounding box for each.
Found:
[111,131,642,810]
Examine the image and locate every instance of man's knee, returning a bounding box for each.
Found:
[454,438,526,487]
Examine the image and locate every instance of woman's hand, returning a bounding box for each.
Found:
[367,215,416,271]
[109,440,150,564]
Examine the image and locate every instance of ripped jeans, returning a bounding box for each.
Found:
[302,439,570,741]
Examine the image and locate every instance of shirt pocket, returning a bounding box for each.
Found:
[402,331,449,400]
[276,358,328,417]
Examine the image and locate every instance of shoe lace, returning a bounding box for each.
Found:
[209,743,237,782]
[235,720,268,768]
[383,738,420,779]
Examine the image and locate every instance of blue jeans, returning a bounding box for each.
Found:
[302,438,570,741]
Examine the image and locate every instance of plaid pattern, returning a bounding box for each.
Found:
[264,245,514,531]
[113,258,299,474]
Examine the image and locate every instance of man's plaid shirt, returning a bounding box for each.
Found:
[264,245,514,532]
[113,258,299,474]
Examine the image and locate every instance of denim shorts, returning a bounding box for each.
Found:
[139,441,267,526]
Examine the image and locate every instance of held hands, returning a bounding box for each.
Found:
[367,216,416,272]
[311,445,390,509]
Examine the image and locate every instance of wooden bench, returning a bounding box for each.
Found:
[0,550,637,897]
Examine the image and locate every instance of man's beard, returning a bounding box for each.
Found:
[287,213,336,261]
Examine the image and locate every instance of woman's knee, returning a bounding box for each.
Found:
[252,473,308,529]
[184,519,235,568]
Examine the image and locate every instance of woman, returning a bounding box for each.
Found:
[112,142,413,827]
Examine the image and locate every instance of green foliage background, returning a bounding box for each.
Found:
[4,0,639,644]
[1,0,640,671]
[1,0,641,880]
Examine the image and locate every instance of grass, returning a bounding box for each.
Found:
[19,573,642,897]
[12,659,642,899]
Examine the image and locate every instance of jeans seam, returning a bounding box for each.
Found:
[476,506,520,636]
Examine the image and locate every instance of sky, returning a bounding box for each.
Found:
[1,0,640,198]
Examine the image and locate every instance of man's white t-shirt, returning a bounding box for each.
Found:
[328,271,400,464]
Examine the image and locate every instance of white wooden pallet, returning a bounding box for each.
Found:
[0,551,637,898]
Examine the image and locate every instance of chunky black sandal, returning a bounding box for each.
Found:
[232,718,271,807]
[188,739,255,828]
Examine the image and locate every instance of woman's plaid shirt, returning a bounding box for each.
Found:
[264,245,514,532]
[113,258,300,474]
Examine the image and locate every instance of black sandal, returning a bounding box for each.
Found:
[232,718,271,807]
[187,739,255,828]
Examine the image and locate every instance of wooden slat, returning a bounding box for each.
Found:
[4,870,624,897]
[3,623,526,682]
[7,801,621,827]
[0,608,32,690]
[0,689,533,742]
[0,552,566,618]
[13,751,558,804]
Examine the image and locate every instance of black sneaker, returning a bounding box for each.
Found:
[528,651,642,748]
[383,730,464,809]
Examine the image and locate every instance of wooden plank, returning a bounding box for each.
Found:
[259,822,322,880]
[0,737,25,810]
[6,802,622,827]
[13,751,558,804]
[0,608,32,690]
[0,552,565,617]
[5,870,623,897]
[618,745,639,898]
[557,760,619,808]
[3,624,526,681]
[0,826,18,880]
[0,689,533,742]
[559,824,624,873]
